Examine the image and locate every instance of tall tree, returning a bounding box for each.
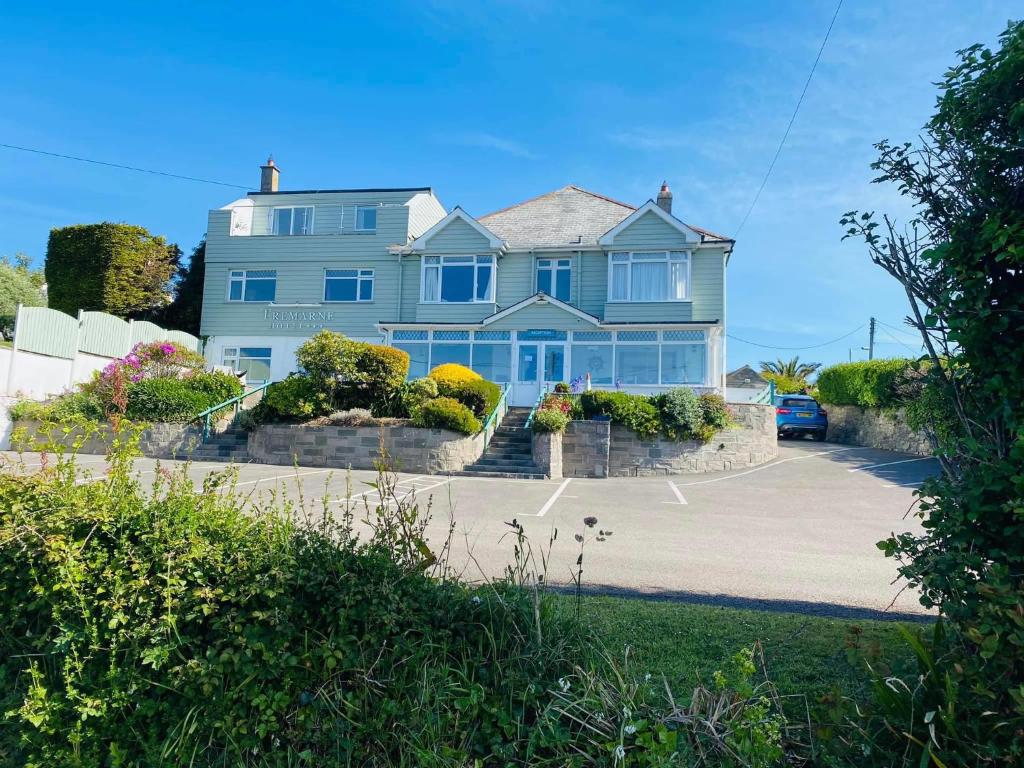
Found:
[161,239,206,336]
[841,20,1024,764]
[758,356,821,379]
[0,253,46,338]
[44,223,180,319]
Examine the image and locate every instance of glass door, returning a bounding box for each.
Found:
[542,343,565,388]
[512,343,540,406]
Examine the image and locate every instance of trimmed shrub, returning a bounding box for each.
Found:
[348,343,409,415]
[579,390,660,439]
[181,370,243,405]
[295,329,351,384]
[400,377,439,418]
[653,387,704,440]
[122,378,211,422]
[532,408,569,433]
[428,363,481,387]
[263,374,332,421]
[699,393,730,431]
[816,359,911,407]
[440,378,502,419]
[413,396,481,434]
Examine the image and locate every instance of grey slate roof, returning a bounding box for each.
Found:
[479,184,731,249]
[726,365,768,389]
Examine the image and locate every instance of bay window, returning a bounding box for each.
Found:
[608,251,689,302]
[272,206,313,235]
[615,330,660,385]
[421,255,495,303]
[536,258,571,301]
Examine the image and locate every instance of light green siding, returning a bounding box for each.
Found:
[486,302,599,331]
[420,216,494,253]
[607,209,693,250]
[690,249,725,321]
[415,303,497,323]
[496,252,533,305]
[578,250,607,317]
[603,302,694,323]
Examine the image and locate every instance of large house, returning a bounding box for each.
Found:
[201,160,734,407]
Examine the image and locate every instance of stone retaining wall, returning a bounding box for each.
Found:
[823,404,931,455]
[559,403,777,477]
[248,423,485,473]
[11,420,204,459]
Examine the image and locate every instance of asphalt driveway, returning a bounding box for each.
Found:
[1,441,937,619]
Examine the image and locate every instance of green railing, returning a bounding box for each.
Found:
[523,385,549,431]
[752,380,777,405]
[195,380,271,442]
[481,382,510,451]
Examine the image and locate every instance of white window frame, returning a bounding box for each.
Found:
[226,269,277,303]
[536,257,572,301]
[271,206,314,235]
[354,205,378,232]
[606,251,691,303]
[323,268,374,302]
[420,255,496,304]
[222,346,273,381]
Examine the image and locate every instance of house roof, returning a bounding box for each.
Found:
[479,184,732,249]
[726,365,768,388]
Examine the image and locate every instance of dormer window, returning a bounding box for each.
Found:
[608,251,690,302]
[421,255,495,303]
[355,205,377,232]
[272,206,313,235]
[536,258,571,301]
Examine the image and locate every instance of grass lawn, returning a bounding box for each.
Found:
[576,595,922,705]
[0,339,11,348]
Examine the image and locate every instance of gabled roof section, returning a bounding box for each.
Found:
[480,185,636,249]
[408,206,505,251]
[481,292,602,327]
[726,365,768,388]
[598,201,704,247]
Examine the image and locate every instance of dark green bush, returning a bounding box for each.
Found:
[263,374,333,421]
[652,387,704,440]
[413,396,481,434]
[532,408,568,433]
[181,370,243,404]
[122,378,211,422]
[579,390,660,439]
[699,393,730,431]
[816,359,911,407]
[0,444,582,766]
[439,378,501,419]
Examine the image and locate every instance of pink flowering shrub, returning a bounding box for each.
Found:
[85,341,206,414]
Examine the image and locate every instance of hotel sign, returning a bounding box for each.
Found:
[263,309,335,330]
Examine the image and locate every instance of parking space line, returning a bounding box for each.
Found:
[535,478,572,517]
[664,481,688,505]
[677,446,865,487]
[235,468,333,488]
[848,457,933,473]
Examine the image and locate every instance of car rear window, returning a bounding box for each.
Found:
[782,398,817,408]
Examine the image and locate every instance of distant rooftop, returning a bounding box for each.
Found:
[248,186,433,195]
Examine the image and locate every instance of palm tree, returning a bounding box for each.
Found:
[759,356,821,379]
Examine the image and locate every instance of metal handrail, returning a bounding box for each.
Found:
[481,382,510,451]
[195,380,271,442]
[523,385,549,431]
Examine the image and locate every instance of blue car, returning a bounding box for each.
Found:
[775,394,828,441]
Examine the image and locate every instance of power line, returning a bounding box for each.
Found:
[727,323,865,351]
[733,0,843,237]
[0,142,249,189]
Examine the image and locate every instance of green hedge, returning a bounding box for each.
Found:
[579,390,660,439]
[437,378,502,420]
[816,359,911,407]
[413,396,481,434]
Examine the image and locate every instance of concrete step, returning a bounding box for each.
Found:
[469,459,543,472]
[452,468,548,480]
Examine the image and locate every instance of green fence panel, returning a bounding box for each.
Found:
[14,306,79,359]
[79,311,131,358]
[163,329,201,352]
[129,320,163,345]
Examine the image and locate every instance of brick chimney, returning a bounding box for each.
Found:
[656,181,672,214]
[259,156,279,193]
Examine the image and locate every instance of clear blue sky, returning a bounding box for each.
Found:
[0,1,1013,368]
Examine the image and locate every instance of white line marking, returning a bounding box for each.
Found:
[677,446,865,487]
[535,478,572,517]
[848,457,933,473]
[667,481,688,505]
[234,468,333,487]
[16,456,108,468]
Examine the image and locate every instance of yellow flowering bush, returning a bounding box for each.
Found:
[428,363,481,387]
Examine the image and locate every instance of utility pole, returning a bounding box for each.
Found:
[867,317,876,360]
